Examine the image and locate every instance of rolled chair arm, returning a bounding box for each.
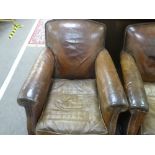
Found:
[18,48,54,105]
[95,49,128,134]
[120,51,149,134]
[17,48,54,134]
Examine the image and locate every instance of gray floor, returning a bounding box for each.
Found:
[0,19,35,88]
[0,47,42,134]
[0,20,43,134]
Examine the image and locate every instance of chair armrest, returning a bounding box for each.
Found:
[95,49,128,134]
[18,48,54,105]
[120,51,149,134]
[120,52,149,111]
[17,48,54,134]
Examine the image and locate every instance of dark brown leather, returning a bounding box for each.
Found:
[124,23,155,82]
[18,19,127,135]
[120,23,155,134]
[141,83,155,134]
[45,20,105,79]
[96,49,128,134]
[17,48,54,134]
[127,109,146,135]
[36,79,107,134]
[93,20,155,71]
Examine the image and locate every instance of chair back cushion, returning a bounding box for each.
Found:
[45,20,105,79]
[124,23,155,82]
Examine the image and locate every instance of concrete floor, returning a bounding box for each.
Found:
[0,20,35,88]
[0,19,43,134]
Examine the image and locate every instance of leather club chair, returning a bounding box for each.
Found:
[120,23,155,134]
[17,19,128,135]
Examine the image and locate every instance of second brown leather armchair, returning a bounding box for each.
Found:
[17,19,128,135]
[120,23,155,134]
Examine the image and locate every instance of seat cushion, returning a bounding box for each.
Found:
[36,79,107,134]
[141,83,155,134]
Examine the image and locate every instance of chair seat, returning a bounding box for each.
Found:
[36,79,107,134]
[141,83,155,134]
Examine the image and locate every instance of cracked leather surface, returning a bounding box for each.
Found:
[141,83,155,134]
[36,79,107,134]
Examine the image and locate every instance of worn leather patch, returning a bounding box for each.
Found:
[141,83,155,134]
[36,79,107,134]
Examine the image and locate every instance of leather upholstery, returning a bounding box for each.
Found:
[96,49,128,133]
[17,48,54,134]
[124,23,155,82]
[121,52,149,111]
[45,20,105,79]
[121,23,155,134]
[141,83,155,134]
[18,19,128,135]
[36,79,107,134]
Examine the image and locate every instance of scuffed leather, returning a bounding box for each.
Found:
[45,20,105,79]
[144,83,155,97]
[18,48,54,104]
[120,51,149,134]
[121,52,149,111]
[18,20,126,135]
[121,23,155,134]
[36,79,107,134]
[141,83,155,134]
[95,49,128,132]
[124,23,155,82]
[17,48,54,134]
[127,109,146,135]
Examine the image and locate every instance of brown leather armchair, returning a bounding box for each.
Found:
[17,19,128,135]
[120,23,155,134]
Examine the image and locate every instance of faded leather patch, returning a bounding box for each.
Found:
[36,79,107,134]
[141,83,155,134]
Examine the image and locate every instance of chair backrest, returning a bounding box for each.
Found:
[124,23,155,82]
[45,19,105,79]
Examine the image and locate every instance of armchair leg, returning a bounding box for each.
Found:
[24,104,36,135]
[27,117,35,135]
[127,110,146,135]
[109,108,122,135]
